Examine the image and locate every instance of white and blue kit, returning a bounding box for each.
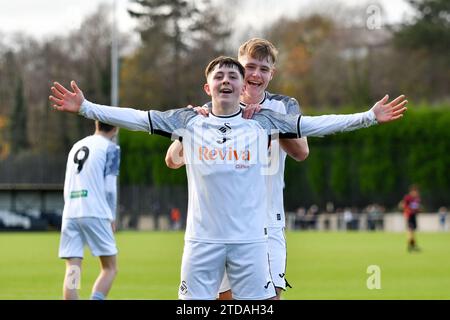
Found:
[59,134,120,258]
[78,99,377,299]
[219,91,302,293]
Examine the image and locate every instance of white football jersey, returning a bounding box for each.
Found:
[240,92,301,228]
[149,108,300,243]
[80,100,377,242]
[63,134,120,221]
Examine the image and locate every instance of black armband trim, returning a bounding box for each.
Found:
[152,129,173,138]
[279,133,299,139]
[297,114,302,138]
[147,111,154,134]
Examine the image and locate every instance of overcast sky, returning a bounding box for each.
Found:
[0,0,414,40]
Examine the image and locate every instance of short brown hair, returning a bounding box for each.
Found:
[205,56,245,80]
[238,38,279,65]
[96,121,116,133]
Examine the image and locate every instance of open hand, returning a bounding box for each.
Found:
[49,81,84,113]
[372,95,408,123]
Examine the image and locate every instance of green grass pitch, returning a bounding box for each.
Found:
[0,231,449,299]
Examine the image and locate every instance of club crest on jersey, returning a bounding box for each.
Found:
[217,123,231,134]
[179,280,188,295]
[216,123,232,144]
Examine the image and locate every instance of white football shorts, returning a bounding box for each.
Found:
[179,241,276,300]
[218,226,288,295]
[268,226,287,290]
[59,217,117,258]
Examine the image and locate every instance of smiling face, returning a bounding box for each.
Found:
[204,63,245,113]
[239,54,275,104]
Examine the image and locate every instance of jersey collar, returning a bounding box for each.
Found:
[210,108,242,119]
[239,91,267,107]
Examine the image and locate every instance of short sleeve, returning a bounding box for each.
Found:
[105,144,120,176]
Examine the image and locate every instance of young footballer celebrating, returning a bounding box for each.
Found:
[50,56,407,300]
[165,38,309,300]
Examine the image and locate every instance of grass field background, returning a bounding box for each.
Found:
[1,231,449,300]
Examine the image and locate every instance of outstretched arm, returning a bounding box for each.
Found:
[165,140,185,169]
[49,81,149,131]
[300,95,407,137]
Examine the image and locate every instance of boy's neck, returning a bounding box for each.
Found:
[95,130,114,140]
[211,101,240,116]
[241,91,265,105]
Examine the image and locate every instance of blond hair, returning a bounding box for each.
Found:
[238,38,279,65]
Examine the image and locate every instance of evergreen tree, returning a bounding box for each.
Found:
[10,78,28,153]
[127,0,230,107]
[395,0,450,52]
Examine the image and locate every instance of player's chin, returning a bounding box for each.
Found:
[247,85,263,96]
[218,93,238,101]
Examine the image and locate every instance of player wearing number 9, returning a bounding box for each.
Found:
[58,121,120,300]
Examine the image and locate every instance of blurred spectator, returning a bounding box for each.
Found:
[295,207,306,230]
[326,202,334,213]
[286,211,296,230]
[343,208,354,230]
[170,207,182,230]
[305,204,319,230]
[366,204,384,231]
[336,208,344,229]
[322,202,335,230]
[438,207,448,232]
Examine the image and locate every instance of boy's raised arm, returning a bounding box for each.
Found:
[49,80,150,132]
[300,95,407,137]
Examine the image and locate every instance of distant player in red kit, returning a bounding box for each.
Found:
[401,185,421,252]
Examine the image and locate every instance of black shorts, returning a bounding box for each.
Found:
[407,215,417,231]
